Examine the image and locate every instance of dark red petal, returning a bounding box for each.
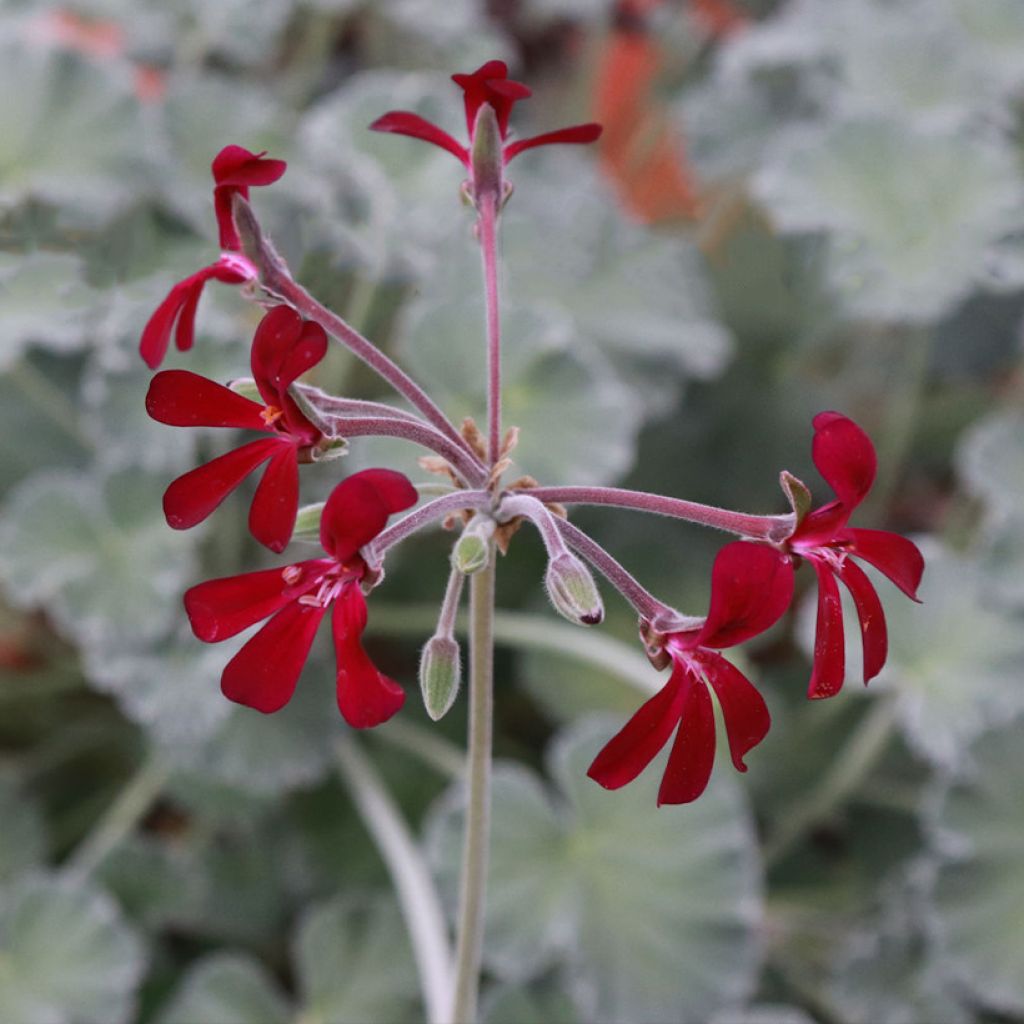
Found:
[453,61,514,134]
[846,528,925,601]
[702,651,770,772]
[504,123,604,161]
[587,667,686,790]
[172,276,205,355]
[369,112,469,165]
[184,559,331,641]
[162,438,281,531]
[146,370,268,430]
[249,445,299,553]
[221,600,326,713]
[279,321,328,389]
[211,145,287,187]
[320,469,419,562]
[837,557,888,683]
[811,412,877,511]
[214,188,241,252]
[139,273,206,369]
[807,560,846,699]
[333,586,405,728]
[657,674,717,806]
[250,306,304,407]
[791,499,851,546]
[697,542,795,650]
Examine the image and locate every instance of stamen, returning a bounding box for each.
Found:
[281,565,302,584]
[261,405,284,427]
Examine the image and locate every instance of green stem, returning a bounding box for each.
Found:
[335,738,453,1024]
[449,559,495,1024]
[66,755,169,879]
[764,695,899,868]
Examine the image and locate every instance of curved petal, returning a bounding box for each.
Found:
[211,145,287,188]
[162,438,282,531]
[221,600,327,714]
[320,469,419,562]
[587,666,685,790]
[846,528,925,601]
[702,651,770,772]
[837,557,888,683]
[139,273,204,369]
[658,674,717,806]
[146,370,267,430]
[811,412,877,511]
[248,444,299,553]
[504,123,604,161]
[697,542,795,650]
[279,320,328,389]
[807,560,846,699]
[369,111,468,165]
[250,306,304,406]
[184,559,331,641]
[333,586,406,728]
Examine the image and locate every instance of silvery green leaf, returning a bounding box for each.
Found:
[426,717,763,1023]
[482,984,580,1024]
[157,953,290,1024]
[754,120,1022,323]
[0,470,196,656]
[0,778,47,884]
[930,719,1024,1015]
[294,893,421,1024]
[0,873,146,1024]
[182,0,295,67]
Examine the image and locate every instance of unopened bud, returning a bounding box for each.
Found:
[419,636,462,721]
[545,553,604,627]
[228,376,262,402]
[293,502,325,544]
[470,103,504,205]
[452,516,495,576]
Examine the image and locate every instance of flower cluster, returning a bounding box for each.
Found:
[140,61,923,806]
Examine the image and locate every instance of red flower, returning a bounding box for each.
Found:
[588,542,793,805]
[139,145,286,369]
[184,469,418,724]
[369,59,602,169]
[146,306,328,553]
[785,412,925,699]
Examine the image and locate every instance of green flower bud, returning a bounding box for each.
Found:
[452,516,495,575]
[470,103,504,205]
[545,552,604,627]
[419,636,462,721]
[292,502,325,544]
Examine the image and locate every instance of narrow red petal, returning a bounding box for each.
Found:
[587,667,685,790]
[184,559,330,641]
[697,542,795,650]
[369,111,469,165]
[504,123,604,161]
[221,600,326,714]
[279,321,328,389]
[162,438,281,531]
[249,445,299,553]
[807,560,846,699]
[146,370,267,430]
[139,275,202,369]
[333,586,405,728]
[214,187,241,252]
[657,674,716,805]
[702,651,770,772]
[837,557,888,683]
[320,469,419,562]
[846,528,925,601]
[811,412,877,511]
[250,306,304,407]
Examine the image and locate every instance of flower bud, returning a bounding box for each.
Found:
[470,103,503,205]
[419,636,462,721]
[545,552,604,627]
[292,502,324,543]
[452,516,495,576]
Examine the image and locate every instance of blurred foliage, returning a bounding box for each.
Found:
[1,0,1023,1021]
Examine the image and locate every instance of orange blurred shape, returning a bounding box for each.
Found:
[134,65,168,104]
[34,8,125,59]
[594,29,701,223]
[690,0,748,37]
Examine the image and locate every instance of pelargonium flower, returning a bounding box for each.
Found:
[369,59,602,171]
[588,542,793,805]
[184,468,418,724]
[146,306,328,553]
[784,412,925,699]
[139,145,286,369]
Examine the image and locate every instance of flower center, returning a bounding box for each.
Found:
[261,405,284,427]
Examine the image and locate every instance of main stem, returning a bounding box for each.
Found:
[450,556,495,1024]
[479,194,502,466]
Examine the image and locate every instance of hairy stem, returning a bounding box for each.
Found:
[450,558,495,1024]
[336,738,454,1024]
[523,486,794,542]
[372,491,493,556]
[234,195,478,464]
[478,193,502,466]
